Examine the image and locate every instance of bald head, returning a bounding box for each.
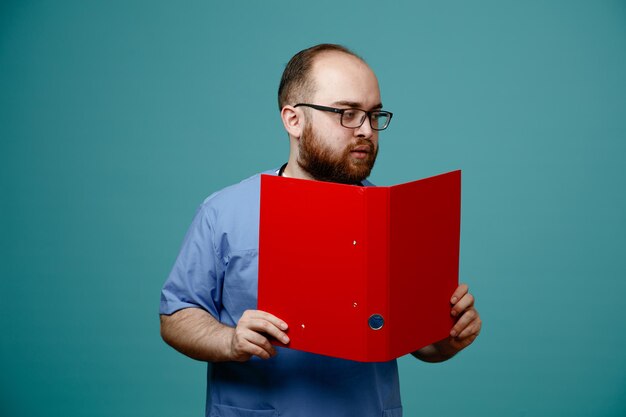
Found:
[277,44,370,110]
[308,51,380,111]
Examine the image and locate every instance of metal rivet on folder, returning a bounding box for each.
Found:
[301,324,305,329]
[353,240,357,246]
[368,314,384,330]
[353,302,358,308]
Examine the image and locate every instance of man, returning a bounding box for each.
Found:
[160,44,482,417]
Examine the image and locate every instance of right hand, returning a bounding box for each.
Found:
[229,310,290,361]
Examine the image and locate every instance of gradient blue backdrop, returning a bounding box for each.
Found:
[1,1,625,416]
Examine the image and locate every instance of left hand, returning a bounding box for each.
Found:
[437,283,482,354]
[414,283,482,362]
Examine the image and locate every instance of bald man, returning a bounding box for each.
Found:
[160,44,481,417]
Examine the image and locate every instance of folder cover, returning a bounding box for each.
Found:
[258,170,461,362]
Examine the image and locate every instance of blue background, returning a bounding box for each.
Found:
[1,1,625,416]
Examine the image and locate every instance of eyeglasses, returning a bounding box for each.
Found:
[294,103,393,131]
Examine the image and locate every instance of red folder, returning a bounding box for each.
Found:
[258,170,461,362]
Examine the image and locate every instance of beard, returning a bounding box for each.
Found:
[297,122,378,185]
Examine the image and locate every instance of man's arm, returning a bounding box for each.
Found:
[412,283,482,363]
[160,308,290,362]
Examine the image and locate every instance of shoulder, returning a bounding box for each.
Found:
[205,169,277,205]
[197,168,277,222]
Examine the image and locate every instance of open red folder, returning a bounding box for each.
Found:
[257,170,461,362]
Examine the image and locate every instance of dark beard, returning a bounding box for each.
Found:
[297,123,378,185]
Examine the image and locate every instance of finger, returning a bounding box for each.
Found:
[450,308,477,337]
[454,332,478,349]
[244,318,290,345]
[241,328,277,352]
[457,319,481,340]
[451,292,474,317]
[450,283,469,304]
[243,310,289,331]
[238,311,290,345]
[237,329,277,359]
[241,340,275,360]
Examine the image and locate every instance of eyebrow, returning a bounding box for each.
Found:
[331,100,383,110]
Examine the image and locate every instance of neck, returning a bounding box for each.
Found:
[282,156,315,181]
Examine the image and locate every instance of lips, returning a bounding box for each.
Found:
[350,144,372,154]
[349,144,374,161]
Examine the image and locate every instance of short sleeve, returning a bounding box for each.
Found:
[159,203,224,317]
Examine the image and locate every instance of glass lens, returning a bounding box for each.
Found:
[370,112,390,130]
[341,109,367,128]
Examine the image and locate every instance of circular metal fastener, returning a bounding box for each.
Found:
[368,314,385,330]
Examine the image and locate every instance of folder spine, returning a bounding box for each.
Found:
[363,187,391,362]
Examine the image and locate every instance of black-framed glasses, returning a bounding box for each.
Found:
[294,103,393,131]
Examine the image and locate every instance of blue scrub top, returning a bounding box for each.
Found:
[160,169,403,417]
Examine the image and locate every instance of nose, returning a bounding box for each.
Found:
[354,115,374,139]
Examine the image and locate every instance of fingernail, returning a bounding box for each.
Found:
[280,323,288,330]
[451,297,458,304]
[450,329,457,337]
[451,310,457,317]
[282,336,290,344]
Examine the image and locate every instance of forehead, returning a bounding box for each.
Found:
[309,52,381,108]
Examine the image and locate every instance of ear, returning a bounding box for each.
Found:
[280,105,304,139]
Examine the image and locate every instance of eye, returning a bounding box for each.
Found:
[343,109,358,121]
